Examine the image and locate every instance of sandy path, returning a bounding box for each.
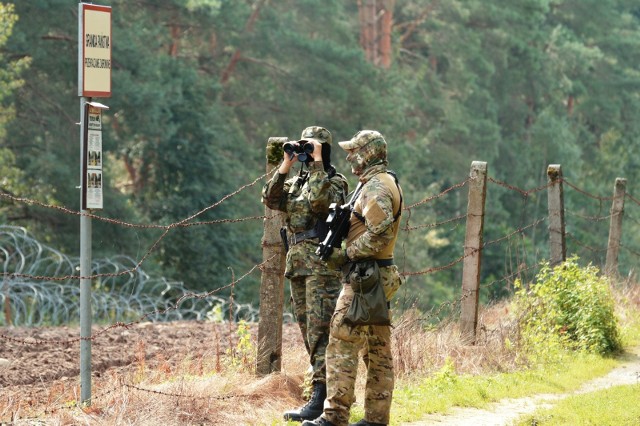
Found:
[402,347,640,426]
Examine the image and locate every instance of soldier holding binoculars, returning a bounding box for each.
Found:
[261,126,348,422]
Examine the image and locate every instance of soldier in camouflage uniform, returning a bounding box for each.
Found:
[302,130,404,426]
[262,126,348,422]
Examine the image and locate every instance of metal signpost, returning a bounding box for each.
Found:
[78,2,111,405]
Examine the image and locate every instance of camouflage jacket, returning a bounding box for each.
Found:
[345,164,403,261]
[262,161,348,277]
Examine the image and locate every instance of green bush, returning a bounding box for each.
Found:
[514,257,621,357]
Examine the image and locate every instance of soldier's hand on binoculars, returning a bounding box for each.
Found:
[279,150,298,174]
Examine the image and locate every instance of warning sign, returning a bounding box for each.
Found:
[78,3,112,97]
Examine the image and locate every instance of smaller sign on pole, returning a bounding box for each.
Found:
[82,102,108,210]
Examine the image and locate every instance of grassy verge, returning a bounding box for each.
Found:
[515,384,640,426]
[389,292,640,426]
[390,352,619,424]
[514,318,640,426]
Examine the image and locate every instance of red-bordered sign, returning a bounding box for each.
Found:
[78,3,112,97]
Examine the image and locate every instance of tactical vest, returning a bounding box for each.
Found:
[347,171,402,260]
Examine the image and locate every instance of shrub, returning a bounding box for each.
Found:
[513,256,621,358]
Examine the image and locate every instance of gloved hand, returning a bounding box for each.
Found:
[324,247,348,271]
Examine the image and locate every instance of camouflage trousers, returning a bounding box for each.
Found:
[290,272,342,384]
[323,265,404,426]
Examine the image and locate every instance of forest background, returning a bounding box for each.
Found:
[0,0,639,317]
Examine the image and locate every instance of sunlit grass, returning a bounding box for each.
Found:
[391,352,619,425]
[516,384,640,425]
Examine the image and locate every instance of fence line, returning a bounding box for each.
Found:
[2,167,639,327]
[2,158,640,411]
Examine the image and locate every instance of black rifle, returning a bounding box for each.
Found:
[316,182,363,260]
[280,227,289,252]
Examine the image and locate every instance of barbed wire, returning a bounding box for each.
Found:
[0,254,273,345]
[563,178,615,202]
[480,262,542,290]
[621,244,640,258]
[625,192,640,207]
[487,177,553,196]
[482,217,548,248]
[565,232,608,254]
[1,169,638,345]
[402,214,466,231]
[0,172,268,230]
[123,383,240,401]
[3,165,640,424]
[0,173,267,283]
[565,210,612,222]
[404,178,470,210]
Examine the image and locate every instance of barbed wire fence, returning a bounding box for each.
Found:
[1,157,639,413]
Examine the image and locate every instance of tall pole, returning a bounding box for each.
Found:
[79,96,92,405]
[78,2,111,405]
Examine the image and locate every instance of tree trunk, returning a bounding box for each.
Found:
[380,0,395,68]
[169,24,180,57]
[220,0,267,84]
[358,0,395,68]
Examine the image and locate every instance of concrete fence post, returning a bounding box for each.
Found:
[605,178,626,278]
[256,137,286,376]
[547,165,566,267]
[460,161,487,345]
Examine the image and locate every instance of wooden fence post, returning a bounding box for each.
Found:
[460,161,487,345]
[547,164,566,267]
[256,137,287,376]
[605,178,626,278]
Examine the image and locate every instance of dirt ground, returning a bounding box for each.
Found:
[0,321,268,388]
[1,321,639,425]
[0,321,302,421]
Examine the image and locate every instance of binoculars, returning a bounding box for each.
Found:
[283,140,314,162]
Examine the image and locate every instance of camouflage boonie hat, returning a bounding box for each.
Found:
[300,126,332,145]
[338,130,386,150]
[339,130,387,165]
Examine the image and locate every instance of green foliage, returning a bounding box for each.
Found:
[513,257,622,358]
[430,357,459,390]
[0,2,29,220]
[2,0,640,314]
[224,320,255,372]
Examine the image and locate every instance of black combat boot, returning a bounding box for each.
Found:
[348,420,387,426]
[283,382,327,422]
[301,417,336,426]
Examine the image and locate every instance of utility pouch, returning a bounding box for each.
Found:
[280,227,289,252]
[348,260,380,293]
[344,260,390,326]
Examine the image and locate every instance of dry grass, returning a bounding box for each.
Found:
[20,339,310,426]
[392,301,520,380]
[6,282,639,426]
[58,303,520,425]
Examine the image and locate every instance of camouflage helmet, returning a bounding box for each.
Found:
[338,130,387,165]
[300,126,332,145]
